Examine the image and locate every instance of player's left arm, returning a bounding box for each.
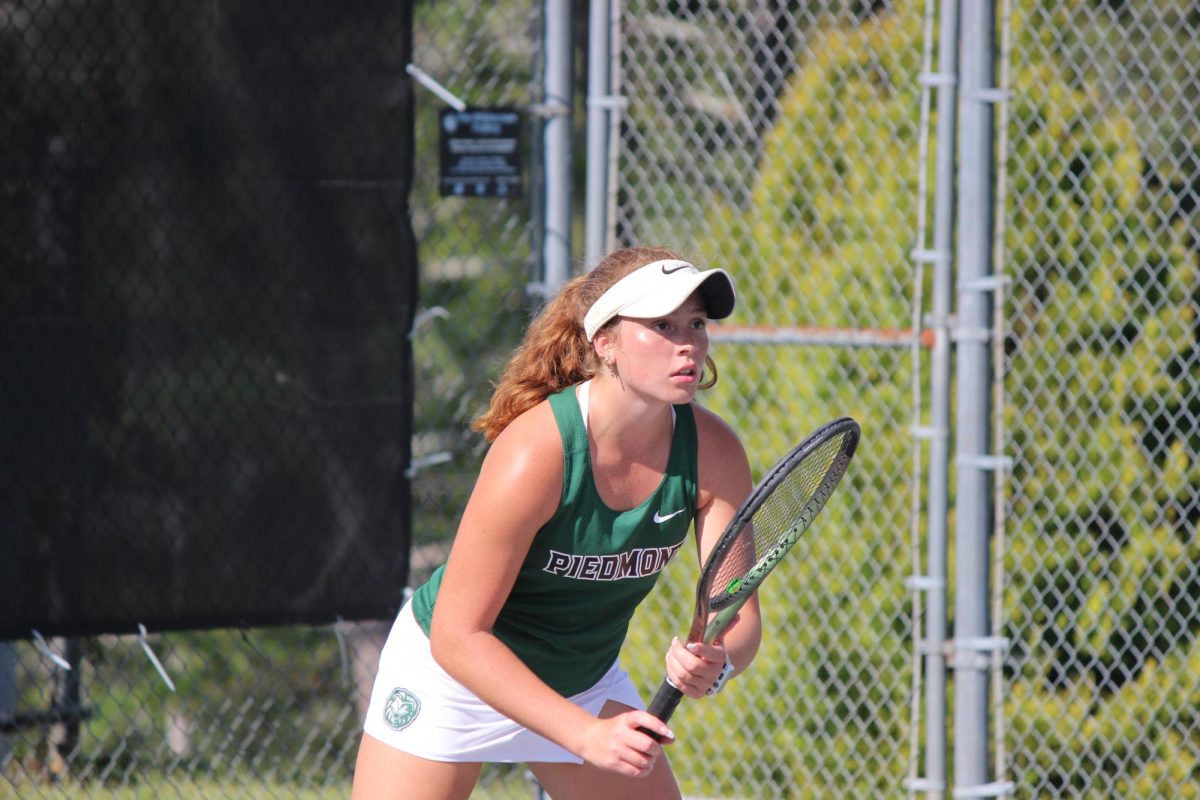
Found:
[665,406,761,693]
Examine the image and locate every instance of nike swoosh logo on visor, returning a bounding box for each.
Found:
[660,263,691,274]
[653,509,686,523]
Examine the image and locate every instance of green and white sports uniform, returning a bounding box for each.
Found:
[362,382,699,762]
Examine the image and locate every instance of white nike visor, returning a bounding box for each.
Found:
[583,259,736,341]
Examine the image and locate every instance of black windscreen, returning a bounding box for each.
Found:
[1,0,417,638]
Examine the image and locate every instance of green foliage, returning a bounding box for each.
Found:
[699,4,924,454]
[622,1,1200,797]
[620,8,926,798]
[0,777,345,799]
[1001,1,1200,796]
[731,19,916,271]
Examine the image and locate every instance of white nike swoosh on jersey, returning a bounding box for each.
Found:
[653,509,685,523]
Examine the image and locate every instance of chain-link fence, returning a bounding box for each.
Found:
[999,2,1200,797]
[615,1,1199,798]
[615,3,926,798]
[5,1,1199,799]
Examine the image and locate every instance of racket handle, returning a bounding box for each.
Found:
[637,679,684,742]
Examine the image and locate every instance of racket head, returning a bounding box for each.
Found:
[688,416,860,643]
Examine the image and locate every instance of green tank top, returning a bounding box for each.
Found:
[410,385,698,696]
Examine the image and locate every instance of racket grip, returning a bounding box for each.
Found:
[637,679,684,742]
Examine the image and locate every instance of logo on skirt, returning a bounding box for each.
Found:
[383,687,421,731]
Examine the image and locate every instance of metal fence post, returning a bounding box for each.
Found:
[0,643,13,766]
[920,0,960,795]
[541,0,573,292]
[584,0,613,264]
[952,0,998,796]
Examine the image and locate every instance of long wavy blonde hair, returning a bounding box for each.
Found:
[471,246,720,441]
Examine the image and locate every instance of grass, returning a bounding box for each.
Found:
[1,767,541,800]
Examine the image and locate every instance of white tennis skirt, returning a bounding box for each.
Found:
[362,601,644,763]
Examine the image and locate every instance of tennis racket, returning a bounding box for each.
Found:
[642,416,860,736]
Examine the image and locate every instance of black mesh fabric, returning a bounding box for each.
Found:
[1,0,416,638]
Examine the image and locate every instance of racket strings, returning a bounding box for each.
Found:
[706,431,852,606]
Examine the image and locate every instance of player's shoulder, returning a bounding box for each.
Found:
[690,402,753,507]
[471,398,564,527]
[485,397,564,470]
[690,402,744,452]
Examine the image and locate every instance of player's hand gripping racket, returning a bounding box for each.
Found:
[642,416,860,738]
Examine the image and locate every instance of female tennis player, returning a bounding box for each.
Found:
[351,246,762,800]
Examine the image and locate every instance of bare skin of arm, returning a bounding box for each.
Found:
[660,405,761,695]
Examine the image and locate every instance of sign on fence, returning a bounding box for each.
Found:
[439,108,523,198]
